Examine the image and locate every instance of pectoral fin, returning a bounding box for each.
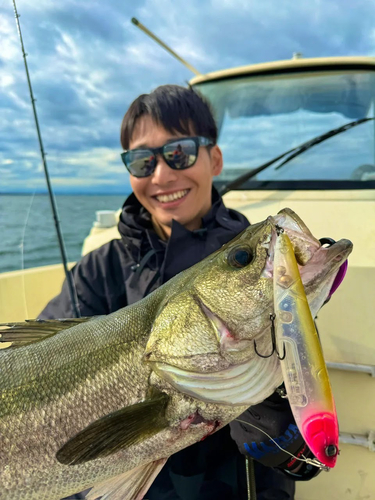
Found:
[86,458,168,500]
[56,390,170,465]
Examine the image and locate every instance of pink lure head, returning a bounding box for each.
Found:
[302,412,339,467]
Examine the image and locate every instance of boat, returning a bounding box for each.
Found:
[1,55,374,498]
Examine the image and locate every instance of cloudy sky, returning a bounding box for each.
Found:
[1,0,375,194]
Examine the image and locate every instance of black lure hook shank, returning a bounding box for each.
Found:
[254,314,286,360]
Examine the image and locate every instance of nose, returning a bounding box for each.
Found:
[151,155,178,185]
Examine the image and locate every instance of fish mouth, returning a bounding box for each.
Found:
[150,352,282,406]
[262,208,353,308]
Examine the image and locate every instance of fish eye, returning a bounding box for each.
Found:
[227,247,254,268]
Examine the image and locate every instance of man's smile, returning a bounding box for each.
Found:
[153,189,190,205]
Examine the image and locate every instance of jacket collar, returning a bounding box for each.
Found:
[117,186,241,261]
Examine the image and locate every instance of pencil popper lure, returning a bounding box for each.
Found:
[273,228,339,468]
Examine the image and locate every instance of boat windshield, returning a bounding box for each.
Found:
[194,69,375,189]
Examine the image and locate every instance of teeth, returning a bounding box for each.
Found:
[156,189,189,203]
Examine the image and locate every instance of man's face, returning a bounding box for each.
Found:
[128,116,223,237]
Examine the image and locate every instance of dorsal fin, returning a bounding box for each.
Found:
[0,318,93,349]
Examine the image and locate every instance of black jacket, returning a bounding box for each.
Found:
[42,189,307,500]
[41,190,250,317]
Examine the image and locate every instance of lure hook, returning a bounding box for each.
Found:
[254,313,286,360]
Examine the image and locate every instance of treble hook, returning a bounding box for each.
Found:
[254,313,286,360]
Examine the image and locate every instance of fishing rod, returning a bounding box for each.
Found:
[131,18,202,76]
[12,0,81,318]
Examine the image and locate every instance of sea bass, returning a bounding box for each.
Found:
[0,208,352,500]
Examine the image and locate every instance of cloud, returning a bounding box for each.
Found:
[1,0,375,195]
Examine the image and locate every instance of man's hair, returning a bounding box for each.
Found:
[120,85,218,149]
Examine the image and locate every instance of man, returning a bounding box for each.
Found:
[41,85,320,499]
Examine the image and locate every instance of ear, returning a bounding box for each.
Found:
[210,145,223,176]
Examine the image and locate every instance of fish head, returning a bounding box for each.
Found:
[145,217,275,366]
[274,208,353,317]
[144,208,353,406]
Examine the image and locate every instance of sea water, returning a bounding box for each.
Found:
[0,194,127,273]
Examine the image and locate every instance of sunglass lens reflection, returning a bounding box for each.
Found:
[127,151,154,176]
[165,140,196,170]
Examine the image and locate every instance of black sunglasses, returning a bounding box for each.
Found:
[121,136,214,178]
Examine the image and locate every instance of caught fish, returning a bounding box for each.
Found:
[273,229,341,468]
[0,209,352,500]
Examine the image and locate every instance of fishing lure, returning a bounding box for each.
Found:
[273,229,339,468]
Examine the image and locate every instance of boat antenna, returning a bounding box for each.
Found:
[131,18,202,76]
[12,0,81,318]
